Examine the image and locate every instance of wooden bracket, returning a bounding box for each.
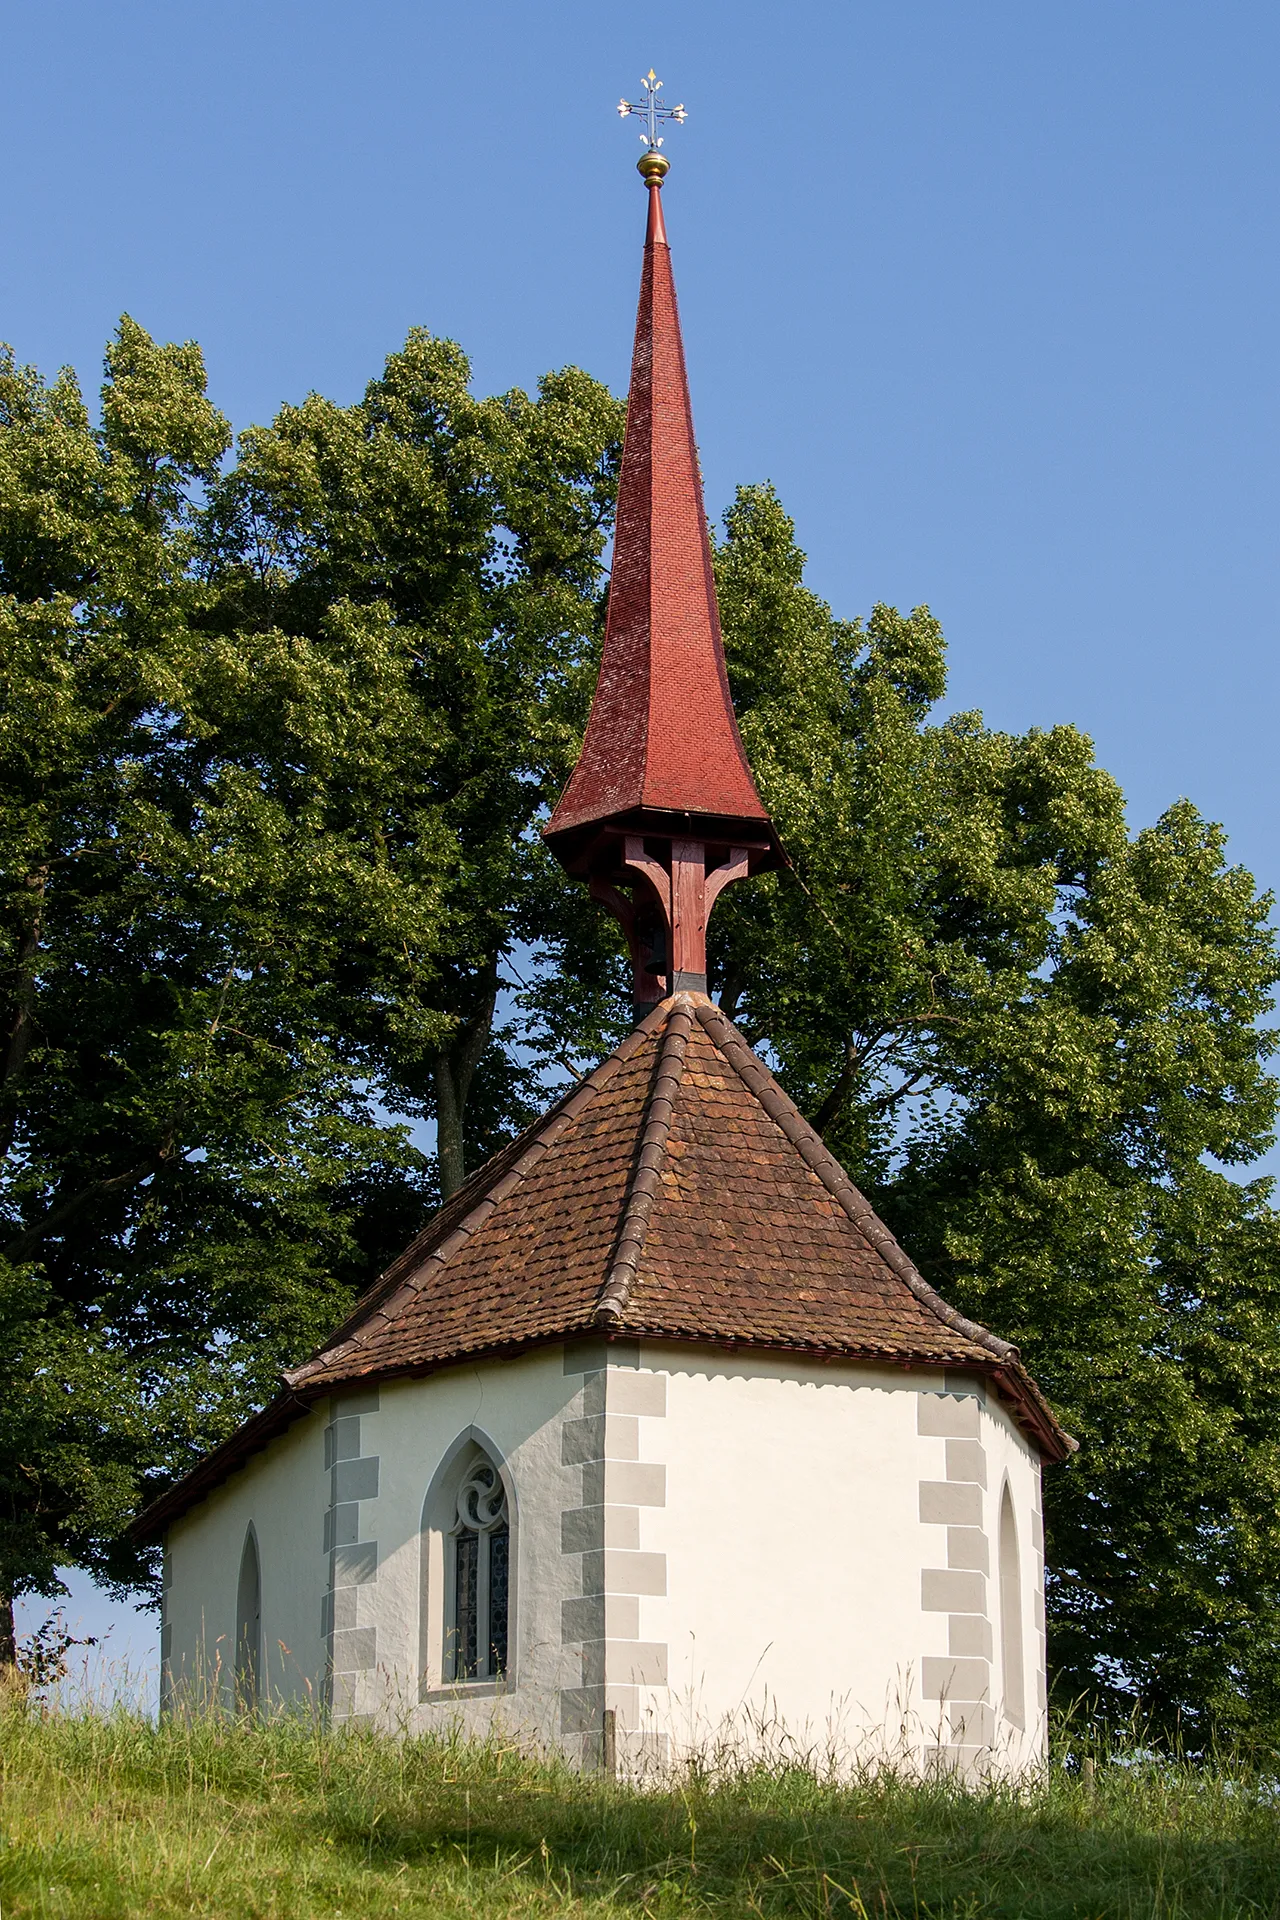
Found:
[622,836,672,918]
[705,846,750,912]
[592,839,754,1012]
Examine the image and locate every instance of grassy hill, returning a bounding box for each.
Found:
[1,1702,1277,1918]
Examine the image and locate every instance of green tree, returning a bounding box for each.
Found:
[197,332,624,1196]
[706,483,1280,1744]
[0,320,623,1649]
[0,319,260,1649]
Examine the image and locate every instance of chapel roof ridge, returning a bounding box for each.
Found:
[279,997,683,1391]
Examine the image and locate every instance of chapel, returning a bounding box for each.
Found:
[137,111,1074,1777]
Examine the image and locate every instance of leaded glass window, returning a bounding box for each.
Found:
[455,1530,479,1678]
[488,1525,509,1676]
[448,1460,509,1682]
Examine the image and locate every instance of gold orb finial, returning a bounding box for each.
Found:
[637,149,670,185]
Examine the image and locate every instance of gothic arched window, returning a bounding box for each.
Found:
[998,1484,1025,1729]
[235,1526,261,1711]
[447,1457,509,1682]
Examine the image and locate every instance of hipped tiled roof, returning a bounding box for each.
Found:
[136,995,1073,1538]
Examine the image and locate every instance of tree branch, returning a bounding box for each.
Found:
[3,1139,180,1268]
[864,1072,938,1116]
[809,999,962,1139]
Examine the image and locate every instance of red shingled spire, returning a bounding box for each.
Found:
[547,165,767,835]
[545,148,781,1019]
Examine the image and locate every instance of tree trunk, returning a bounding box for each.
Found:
[0,1588,16,1669]
[433,1058,467,1203]
[431,961,499,1201]
[811,1039,862,1139]
[0,867,47,1164]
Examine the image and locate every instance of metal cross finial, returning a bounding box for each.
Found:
[617,69,686,152]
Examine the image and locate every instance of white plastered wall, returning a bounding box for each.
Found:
[163,1340,1048,1775]
[164,1407,328,1711]
[163,1346,587,1739]
[626,1349,1046,1776]
[363,1349,584,1740]
[915,1369,1047,1772]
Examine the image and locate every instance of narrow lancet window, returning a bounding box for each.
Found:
[998,1484,1025,1728]
[235,1527,261,1711]
[449,1459,509,1681]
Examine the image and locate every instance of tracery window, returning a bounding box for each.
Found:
[448,1458,509,1682]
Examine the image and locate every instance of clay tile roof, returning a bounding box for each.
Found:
[135,995,1074,1537]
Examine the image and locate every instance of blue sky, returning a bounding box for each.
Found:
[8,0,1279,1673]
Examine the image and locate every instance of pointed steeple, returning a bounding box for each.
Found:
[546,126,782,1019]
[547,155,769,839]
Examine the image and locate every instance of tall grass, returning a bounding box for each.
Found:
[1,1688,1277,1917]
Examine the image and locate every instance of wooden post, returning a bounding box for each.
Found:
[601,1706,617,1780]
[669,838,708,984]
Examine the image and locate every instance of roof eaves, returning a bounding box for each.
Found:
[131,1389,315,1543]
[693,1000,1077,1463]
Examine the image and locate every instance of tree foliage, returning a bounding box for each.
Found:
[2,327,1279,1744]
[0,320,623,1625]
[707,484,1280,1740]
